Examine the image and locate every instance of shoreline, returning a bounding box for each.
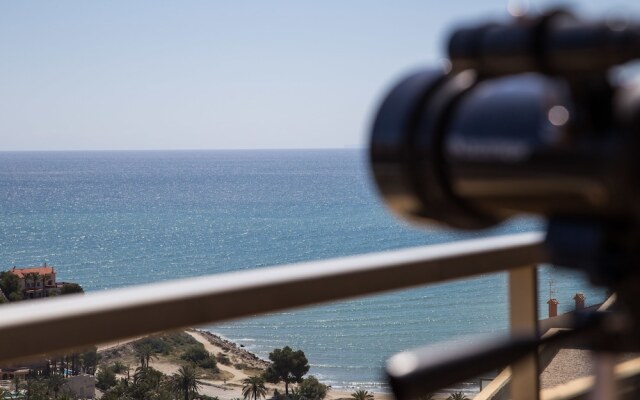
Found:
[97,328,465,400]
[97,329,400,400]
[189,328,396,400]
[190,328,459,400]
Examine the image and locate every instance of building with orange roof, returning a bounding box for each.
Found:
[9,263,61,299]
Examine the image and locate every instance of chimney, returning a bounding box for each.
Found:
[547,298,559,318]
[573,293,585,310]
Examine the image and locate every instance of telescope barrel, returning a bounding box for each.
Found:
[449,11,640,76]
[373,8,640,400]
[370,24,640,229]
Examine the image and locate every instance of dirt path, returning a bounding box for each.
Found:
[185,330,251,382]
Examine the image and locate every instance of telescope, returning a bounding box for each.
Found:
[370,9,640,399]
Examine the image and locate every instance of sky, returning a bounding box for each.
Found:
[1,1,640,151]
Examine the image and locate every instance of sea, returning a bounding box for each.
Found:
[0,149,606,393]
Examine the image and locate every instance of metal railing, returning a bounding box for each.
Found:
[1,231,629,399]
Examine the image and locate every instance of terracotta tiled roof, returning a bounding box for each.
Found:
[10,266,55,278]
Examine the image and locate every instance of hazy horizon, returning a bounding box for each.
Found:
[0,146,365,153]
[2,1,640,151]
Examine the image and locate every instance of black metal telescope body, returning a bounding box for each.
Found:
[371,10,640,283]
[370,9,640,399]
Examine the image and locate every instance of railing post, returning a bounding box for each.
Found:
[509,266,539,400]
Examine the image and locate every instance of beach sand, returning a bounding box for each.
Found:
[185,329,394,400]
[98,329,394,400]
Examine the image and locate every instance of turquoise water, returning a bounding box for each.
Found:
[0,150,605,391]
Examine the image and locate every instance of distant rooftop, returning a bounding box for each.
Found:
[10,265,55,278]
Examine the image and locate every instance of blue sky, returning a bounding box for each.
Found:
[1,1,639,150]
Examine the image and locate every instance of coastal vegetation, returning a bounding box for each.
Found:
[264,346,310,396]
[93,334,333,400]
[446,393,470,400]
[0,268,84,303]
[350,390,374,400]
[96,332,241,399]
[59,283,84,295]
[0,271,22,301]
[242,376,267,400]
[181,345,218,370]
[0,328,363,400]
[100,332,223,380]
[169,365,203,400]
[293,376,327,400]
[98,339,215,400]
[0,346,98,399]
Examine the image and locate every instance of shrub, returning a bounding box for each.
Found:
[0,272,21,301]
[134,336,171,355]
[182,345,209,363]
[96,367,117,390]
[60,283,84,295]
[216,352,231,366]
[197,356,217,369]
[111,361,127,374]
[297,376,328,400]
[181,345,218,370]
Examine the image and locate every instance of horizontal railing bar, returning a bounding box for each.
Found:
[0,232,545,364]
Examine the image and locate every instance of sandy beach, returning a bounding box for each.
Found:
[98,328,394,400]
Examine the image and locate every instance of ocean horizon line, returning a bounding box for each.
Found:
[0,147,365,154]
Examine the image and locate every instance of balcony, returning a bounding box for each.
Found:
[0,231,637,399]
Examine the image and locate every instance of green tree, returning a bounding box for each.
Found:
[47,373,66,399]
[169,365,201,400]
[263,346,310,396]
[58,391,79,400]
[41,273,51,297]
[130,366,164,398]
[0,387,11,399]
[135,344,157,369]
[24,375,47,400]
[0,271,22,301]
[351,390,374,400]
[100,381,129,400]
[111,361,126,374]
[60,283,84,295]
[96,367,117,390]
[12,375,21,395]
[23,272,41,299]
[447,393,469,400]
[181,345,218,370]
[297,376,328,400]
[81,347,99,375]
[242,376,267,400]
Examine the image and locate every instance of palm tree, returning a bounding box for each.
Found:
[170,365,201,400]
[447,393,470,400]
[41,273,51,297]
[242,376,267,400]
[135,344,157,369]
[12,375,21,395]
[47,373,66,399]
[351,390,374,400]
[23,272,40,298]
